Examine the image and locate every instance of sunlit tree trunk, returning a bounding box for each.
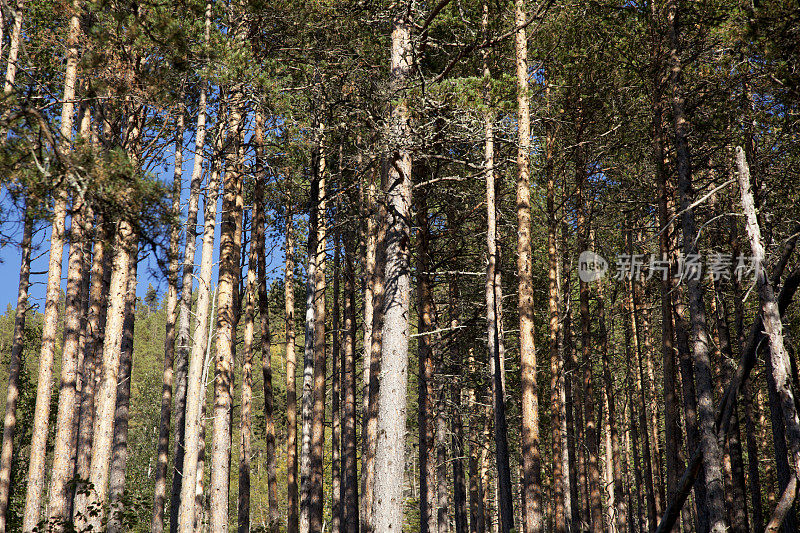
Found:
[22,0,79,527]
[515,0,540,529]
[372,9,413,528]
[238,204,258,533]
[300,122,327,533]
[153,105,186,533]
[361,163,385,533]
[79,220,136,532]
[310,127,328,532]
[108,236,138,533]
[668,1,726,530]
[737,147,800,532]
[166,5,211,530]
[46,196,86,531]
[253,112,279,533]
[176,111,223,533]
[74,214,110,507]
[284,198,299,533]
[210,80,245,530]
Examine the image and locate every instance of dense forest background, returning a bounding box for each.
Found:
[0,0,798,531]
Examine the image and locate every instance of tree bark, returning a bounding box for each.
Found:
[153,106,186,533]
[2,0,23,96]
[0,204,32,533]
[467,350,486,533]
[284,199,299,533]
[598,283,627,533]
[176,114,222,532]
[22,0,79,526]
[372,9,413,528]
[736,146,800,532]
[576,148,603,533]
[515,0,541,529]
[417,188,437,533]
[166,5,211,530]
[300,164,316,533]
[45,195,86,531]
[108,237,138,533]
[668,1,727,530]
[253,117,279,532]
[343,228,359,533]
[544,79,566,533]
[210,83,245,530]
[78,220,136,532]
[560,221,581,531]
[238,205,258,533]
[360,161,383,533]
[332,233,342,533]
[74,214,110,513]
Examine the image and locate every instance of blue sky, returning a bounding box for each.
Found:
[0,142,289,312]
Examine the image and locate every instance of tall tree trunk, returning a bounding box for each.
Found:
[515,0,541,529]
[488,65,514,533]
[434,243,448,533]
[360,161,382,533]
[651,23,684,522]
[372,9,412,528]
[46,196,86,531]
[599,283,627,533]
[332,233,343,533]
[575,151,603,533]
[238,206,258,533]
[0,204,32,533]
[154,106,186,533]
[734,221,765,531]
[210,85,245,530]
[668,1,727,530]
[166,5,211,530]
[0,0,24,138]
[253,118,279,532]
[639,300,666,515]
[74,214,110,510]
[284,200,299,533]
[176,115,222,532]
[2,0,23,95]
[560,221,581,531]
[300,126,327,533]
[22,0,79,526]
[736,147,800,531]
[299,158,315,533]
[544,81,566,533]
[108,238,138,533]
[625,250,658,532]
[78,220,136,531]
[343,228,359,533]
[472,17,491,532]
[418,189,436,533]
[448,276,468,533]
[710,269,749,533]
[467,350,486,533]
